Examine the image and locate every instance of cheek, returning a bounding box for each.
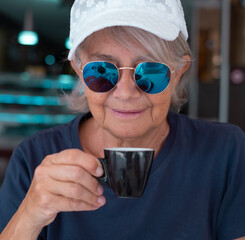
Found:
[84,87,109,125]
[149,89,172,124]
[76,67,109,126]
[169,74,181,94]
[153,74,179,113]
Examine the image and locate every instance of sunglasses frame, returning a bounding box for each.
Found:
[80,61,175,94]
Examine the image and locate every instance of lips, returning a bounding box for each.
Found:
[110,108,146,118]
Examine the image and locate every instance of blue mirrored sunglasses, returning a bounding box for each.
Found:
[81,61,174,94]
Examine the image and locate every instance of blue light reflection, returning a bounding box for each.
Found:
[0,94,59,106]
[0,113,76,124]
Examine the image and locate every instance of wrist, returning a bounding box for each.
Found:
[14,222,41,240]
[0,204,42,240]
[14,202,43,240]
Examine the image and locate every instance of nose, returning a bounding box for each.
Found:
[112,68,141,100]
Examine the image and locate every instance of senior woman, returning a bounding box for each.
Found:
[1,0,245,239]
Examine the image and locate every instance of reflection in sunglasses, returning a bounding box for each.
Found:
[82,61,171,94]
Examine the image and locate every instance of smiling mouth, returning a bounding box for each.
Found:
[110,108,146,118]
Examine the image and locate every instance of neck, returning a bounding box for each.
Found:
[101,126,168,153]
[80,117,169,158]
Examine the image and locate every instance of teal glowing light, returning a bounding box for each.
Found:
[45,55,56,65]
[0,113,76,124]
[0,94,59,106]
[65,37,72,50]
[18,31,39,45]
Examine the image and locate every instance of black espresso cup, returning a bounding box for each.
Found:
[98,148,154,198]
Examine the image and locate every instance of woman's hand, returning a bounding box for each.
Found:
[5,149,105,239]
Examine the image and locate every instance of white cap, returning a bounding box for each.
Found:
[68,0,188,60]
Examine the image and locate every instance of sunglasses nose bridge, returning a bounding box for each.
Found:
[113,66,142,96]
[117,66,137,86]
[118,67,135,77]
[118,67,135,71]
[117,66,135,80]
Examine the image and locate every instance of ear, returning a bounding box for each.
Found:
[71,60,89,96]
[71,60,83,78]
[172,55,191,86]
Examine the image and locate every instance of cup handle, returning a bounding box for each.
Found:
[97,158,111,188]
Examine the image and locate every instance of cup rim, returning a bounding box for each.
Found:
[104,147,154,151]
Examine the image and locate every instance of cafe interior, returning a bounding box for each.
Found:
[0,0,245,184]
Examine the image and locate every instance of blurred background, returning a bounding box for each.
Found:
[0,0,244,184]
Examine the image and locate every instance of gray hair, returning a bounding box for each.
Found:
[64,26,192,113]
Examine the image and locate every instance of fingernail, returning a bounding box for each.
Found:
[97,185,104,195]
[98,196,105,205]
[96,166,104,176]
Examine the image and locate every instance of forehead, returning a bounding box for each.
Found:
[80,28,152,62]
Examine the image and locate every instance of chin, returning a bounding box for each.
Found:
[106,124,150,140]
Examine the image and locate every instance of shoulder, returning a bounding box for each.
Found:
[11,114,84,166]
[20,116,78,148]
[170,111,244,141]
[168,111,245,162]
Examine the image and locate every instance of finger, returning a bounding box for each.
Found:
[30,190,103,215]
[51,194,105,212]
[45,164,103,196]
[44,149,104,177]
[45,178,105,207]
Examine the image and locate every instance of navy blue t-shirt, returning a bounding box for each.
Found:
[0,112,245,240]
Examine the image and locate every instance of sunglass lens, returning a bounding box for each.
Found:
[135,62,171,94]
[83,62,118,92]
